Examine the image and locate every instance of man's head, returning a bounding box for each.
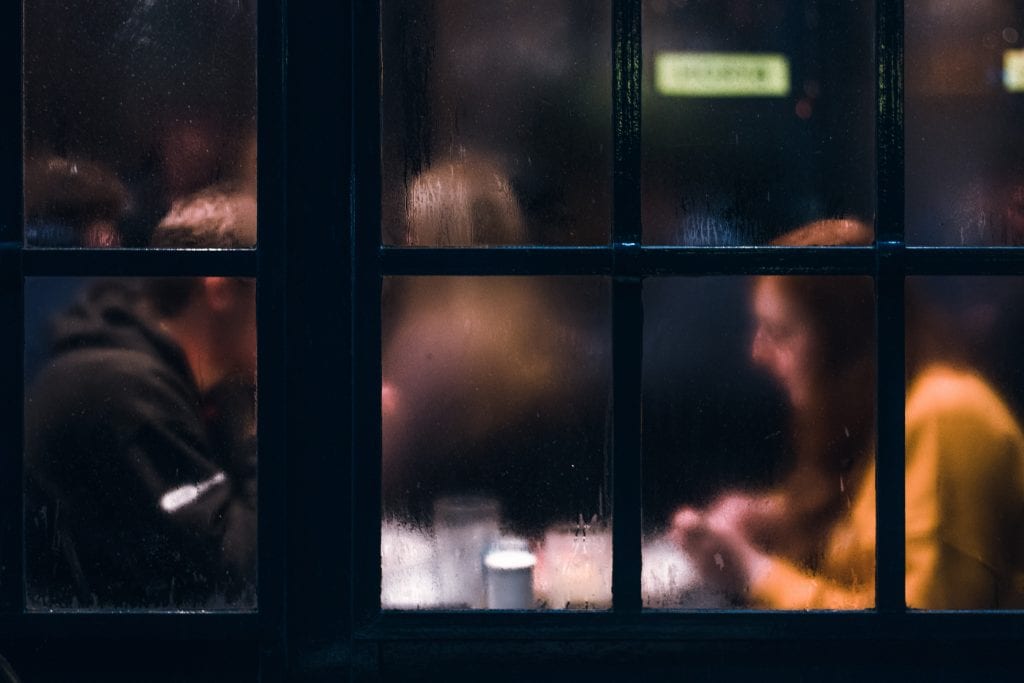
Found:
[24,155,130,247]
[144,277,257,389]
[151,184,257,248]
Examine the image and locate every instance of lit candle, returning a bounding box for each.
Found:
[539,524,612,610]
[484,545,536,609]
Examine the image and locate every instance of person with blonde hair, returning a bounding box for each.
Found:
[403,157,526,246]
[383,157,606,530]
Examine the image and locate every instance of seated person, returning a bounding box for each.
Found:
[383,157,609,532]
[151,128,256,249]
[26,218,257,608]
[151,183,256,249]
[671,220,1024,609]
[399,156,526,247]
[24,155,130,247]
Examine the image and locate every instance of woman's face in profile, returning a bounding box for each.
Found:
[751,277,818,412]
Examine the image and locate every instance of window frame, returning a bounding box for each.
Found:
[348,0,1024,676]
[0,0,286,678]
[1,0,1023,679]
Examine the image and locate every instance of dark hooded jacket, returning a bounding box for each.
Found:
[25,280,256,608]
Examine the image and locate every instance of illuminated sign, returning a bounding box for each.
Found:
[1005,49,1024,92]
[655,52,790,97]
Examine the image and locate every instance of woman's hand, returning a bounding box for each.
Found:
[669,502,772,601]
[705,491,788,548]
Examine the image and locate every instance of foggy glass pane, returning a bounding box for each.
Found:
[23,1,257,248]
[906,2,1024,245]
[381,1,612,246]
[381,277,611,609]
[642,1,875,245]
[25,278,258,609]
[643,276,876,609]
[905,277,1024,608]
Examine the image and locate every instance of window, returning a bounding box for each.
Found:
[2,1,1023,679]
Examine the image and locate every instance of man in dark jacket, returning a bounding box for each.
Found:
[26,276,257,608]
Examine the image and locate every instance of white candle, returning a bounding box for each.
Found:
[484,548,536,609]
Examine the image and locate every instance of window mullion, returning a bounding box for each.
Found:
[611,0,643,613]
[875,0,906,613]
[0,251,23,615]
[255,0,290,676]
[1,0,23,617]
[613,0,642,247]
[351,0,384,633]
[875,246,906,612]
[0,0,19,246]
[0,0,21,614]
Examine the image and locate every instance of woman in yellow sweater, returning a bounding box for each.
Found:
[671,221,1024,609]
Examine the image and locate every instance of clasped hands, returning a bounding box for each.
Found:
[669,492,781,603]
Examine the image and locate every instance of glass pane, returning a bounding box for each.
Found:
[906,2,1024,245]
[642,0,875,245]
[381,1,612,246]
[906,277,1024,608]
[25,278,257,609]
[382,277,611,609]
[23,1,257,248]
[643,275,876,609]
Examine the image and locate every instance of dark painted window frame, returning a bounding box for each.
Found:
[1,1,1023,680]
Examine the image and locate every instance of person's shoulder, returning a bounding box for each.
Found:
[907,364,1024,441]
[35,345,168,389]
[29,345,193,421]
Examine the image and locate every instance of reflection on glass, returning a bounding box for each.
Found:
[644,226,876,609]
[906,1,1024,245]
[381,1,612,246]
[906,277,1024,608]
[642,0,875,245]
[381,276,611,609]
[23,1,257,248]
[25,277,258,609]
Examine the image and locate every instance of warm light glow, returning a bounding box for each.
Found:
[655,52,790,97]
[485,549,537,571]
[1004,49,1024,92]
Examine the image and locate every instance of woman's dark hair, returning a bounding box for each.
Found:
[758,220,877,565]
[770,220,876,381]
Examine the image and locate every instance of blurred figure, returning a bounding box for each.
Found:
[383,159,609,532]
[932,168,1024,246]
[152,183,257,248]
[26,210,257,608]
[24,0,256,246]
[381,0,612,246]
[642,1,875,245]
[24,155,130,247]
[403,158,525,246]
[383,277,581,469]
[671,219,1024,609]
[985,168,1024,245]
[905,0,1024,245]
[151,127,256,249]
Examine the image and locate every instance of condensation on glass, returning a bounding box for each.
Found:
[381,276,611,609]
[905,277,1024,608]
[24,277,258,609]
[642,1,875,245]
[906,2,1024,245]
[23,1,257,248]
[642,276,876,609]
[381,1,612,246]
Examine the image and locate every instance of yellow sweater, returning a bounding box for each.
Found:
[750,365,1024,610]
